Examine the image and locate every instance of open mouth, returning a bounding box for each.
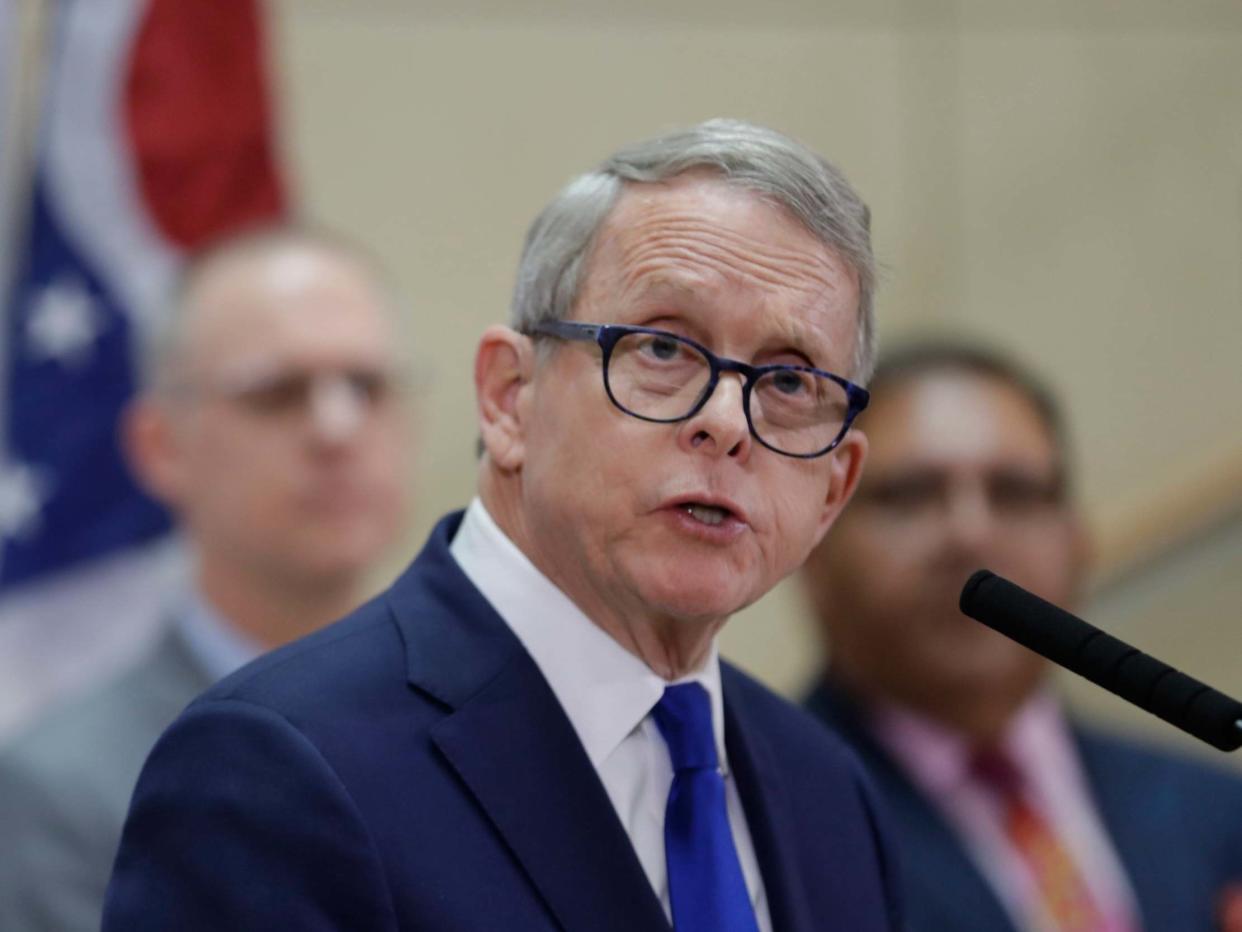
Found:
[683,503,732,526]
[662,496,748,543]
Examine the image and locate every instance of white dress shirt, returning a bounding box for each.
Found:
[450,498,772,930]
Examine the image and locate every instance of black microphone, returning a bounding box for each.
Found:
[960,569,1242,752]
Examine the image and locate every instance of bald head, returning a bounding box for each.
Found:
[145,226,403,394]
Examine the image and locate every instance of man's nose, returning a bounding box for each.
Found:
[307,375,367,444]
[942,482,994,551]
[679,373,752,460]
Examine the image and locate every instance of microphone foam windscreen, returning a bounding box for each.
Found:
[960,569,1242,752]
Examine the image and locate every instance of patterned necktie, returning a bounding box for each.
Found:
[651,683,760,932]
[971,747,1106,932]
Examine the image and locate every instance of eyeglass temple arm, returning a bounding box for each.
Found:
[532,320,604,342]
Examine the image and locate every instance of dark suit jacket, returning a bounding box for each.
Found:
[103,513,903,931]
[806,679,1242,932]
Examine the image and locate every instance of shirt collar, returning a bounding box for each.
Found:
[870,699,974,796]
[869,687,1074,797]
[173,589,265,682]
[1002,689,1091,804]
[449,498,729,771]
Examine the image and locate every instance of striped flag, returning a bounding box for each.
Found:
[0,0,286,740]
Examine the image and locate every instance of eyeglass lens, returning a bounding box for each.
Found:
[606,331,850,456]
[228,368,396,417]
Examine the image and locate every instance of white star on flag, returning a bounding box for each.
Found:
[25,276,102,367]
[0,459,51,544]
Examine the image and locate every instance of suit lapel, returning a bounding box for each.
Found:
[870,759,1018,931]
[804,680,1018,932]
[723,667,813,932]
[388,513,669,932]
[432,656,669,932]
[1074,728,1182,932]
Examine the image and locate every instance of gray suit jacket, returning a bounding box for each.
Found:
[0,625,212,932]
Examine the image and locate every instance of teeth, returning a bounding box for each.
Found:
[685,504,728,526]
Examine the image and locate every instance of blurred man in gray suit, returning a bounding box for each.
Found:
[0,226,415,931]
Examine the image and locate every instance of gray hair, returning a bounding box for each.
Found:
[509,118,877,381]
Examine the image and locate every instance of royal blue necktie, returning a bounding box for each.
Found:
[652,683,761,932]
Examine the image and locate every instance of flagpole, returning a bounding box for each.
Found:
[0,0,52,451]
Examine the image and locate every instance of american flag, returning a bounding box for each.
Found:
[0,0,286,739]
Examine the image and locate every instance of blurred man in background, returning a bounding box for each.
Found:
[0,226,415,932]
[801,339,1242,932]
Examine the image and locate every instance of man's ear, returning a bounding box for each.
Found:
[814,427,868,543]
[475,325,535,472]
[121,397,185,508]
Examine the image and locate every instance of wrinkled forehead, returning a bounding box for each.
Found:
[581,174,860,364]
[594,172,852,283]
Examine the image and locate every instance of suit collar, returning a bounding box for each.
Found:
[387,511,670,931]
[385,511,524,709]
[152,621,219,696]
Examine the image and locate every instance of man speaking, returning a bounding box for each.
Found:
[103,119,899,931]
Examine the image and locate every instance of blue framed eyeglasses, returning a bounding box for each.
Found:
[530,320,869,459]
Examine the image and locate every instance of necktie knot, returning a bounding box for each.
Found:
[652,683,718,773]
[969,745,1024,798]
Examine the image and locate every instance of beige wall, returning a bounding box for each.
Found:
[1068,511,1242,767]
[272,2,1242,745]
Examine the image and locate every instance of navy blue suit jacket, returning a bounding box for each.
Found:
[103,513,902,931]
[806,680,1242,932]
